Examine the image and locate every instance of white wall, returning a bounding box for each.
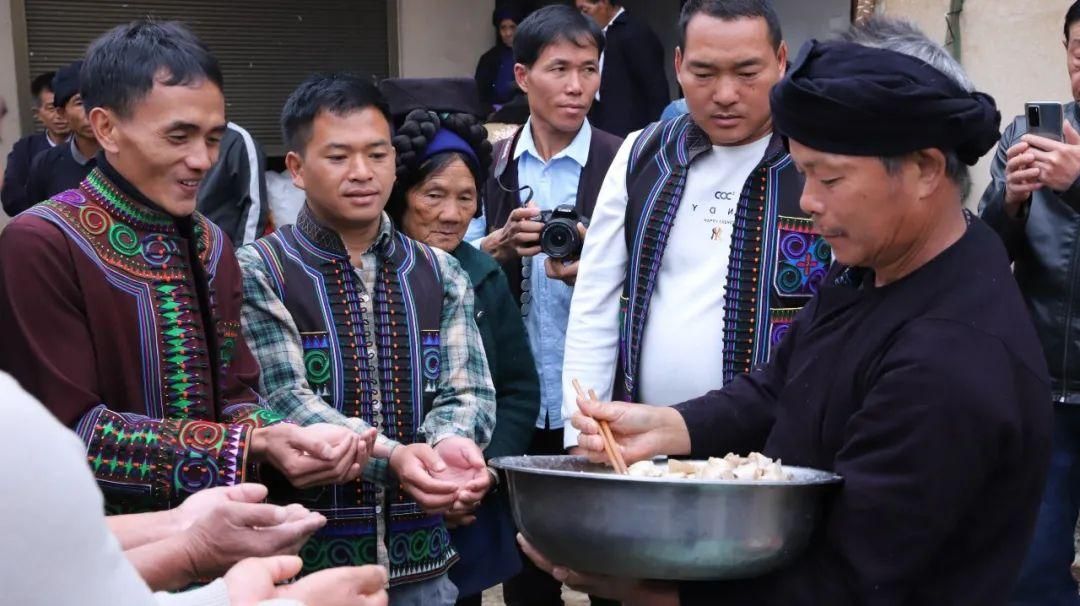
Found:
[1,0,22,166]
[0,0,21,225]
[395,0,495,78]
[881,0,1075,206]
[773,0,853,53]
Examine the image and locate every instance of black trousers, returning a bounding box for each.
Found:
[501,428,622,606]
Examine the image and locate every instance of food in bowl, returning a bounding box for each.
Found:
[626,452,792,481]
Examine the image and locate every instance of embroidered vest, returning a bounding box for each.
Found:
[24,169,274,510]
[248,210,452,583]
[618,115,830,400]
[29,170,236,417]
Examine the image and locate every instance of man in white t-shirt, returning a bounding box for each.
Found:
[563,0,831,448]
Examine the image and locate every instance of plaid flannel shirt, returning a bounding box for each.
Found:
[237,213,496,483]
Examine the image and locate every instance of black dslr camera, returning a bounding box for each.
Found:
[536,204,588,260]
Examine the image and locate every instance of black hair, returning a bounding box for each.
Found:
[30,71,55,106]
[678,0,783,51]
[513,4,604,67]
[1067,1,1080,41]
[81,20,223,117]
[281,72,392,154]
[387,109,492,224]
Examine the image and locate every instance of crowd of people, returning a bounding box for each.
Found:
[3,0,1080,605]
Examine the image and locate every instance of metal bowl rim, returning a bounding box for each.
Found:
[491,455,843,487]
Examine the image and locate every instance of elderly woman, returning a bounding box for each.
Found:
[387,107,540,606]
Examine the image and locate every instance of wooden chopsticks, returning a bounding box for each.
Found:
[572,379,628,475]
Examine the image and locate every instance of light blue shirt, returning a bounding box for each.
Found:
[467,119,593,429]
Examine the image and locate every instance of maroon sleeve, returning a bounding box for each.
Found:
[0,217,271,507]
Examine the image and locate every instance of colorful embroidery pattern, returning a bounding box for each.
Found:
[36,170,226,421]
[768,308,800,351]
[421,330,440,394]
[256,218,452,583]
[774,217,831,297]
[33,171,281,512]
[302,333,333,398]
[218,320,241,370]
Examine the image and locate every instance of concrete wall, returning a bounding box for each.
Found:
[395,0,495,78]
[1,0,22,167]
[880,0,1075,207]
[774,0,853,53]
[0,0,21,225]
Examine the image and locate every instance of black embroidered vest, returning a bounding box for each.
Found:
[618,115,830,400]
[248,209,453,583]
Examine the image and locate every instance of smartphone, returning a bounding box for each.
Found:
[1026,102,1065,141]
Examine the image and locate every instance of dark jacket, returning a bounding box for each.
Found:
[677,219,1051,605]
[589,10,669,138]
[980,101,1080,403]
[447,242,538,597]
[2,132,55,216]
[25,140,96,206]
[482,124,623,303]
[475,44,517,108]
[452,242,538,457]
[198,123,269,246]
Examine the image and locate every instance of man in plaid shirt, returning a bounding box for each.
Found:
[237,73,496,606]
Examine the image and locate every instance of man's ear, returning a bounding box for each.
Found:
[777,41,789,78]
[674,46,685,91]
[89,107,120,154]
[286,150,306,191]
[914,148,948,199]
[514,63,530,95]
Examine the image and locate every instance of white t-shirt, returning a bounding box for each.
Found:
[638,135,771,405]
[561,131,771,447]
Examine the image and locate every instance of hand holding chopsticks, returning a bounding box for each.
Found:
[572,379,629,475]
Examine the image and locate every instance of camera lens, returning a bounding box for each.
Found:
[541,221,578,260]
[1028,105,1041,128]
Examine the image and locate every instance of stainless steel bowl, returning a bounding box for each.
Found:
[491,455,841,581]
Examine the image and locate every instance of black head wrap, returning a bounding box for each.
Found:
[770,40,1001,166]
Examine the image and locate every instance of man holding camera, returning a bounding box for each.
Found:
[472,5,621,460]
[466,5,621,604]
[980,3,1080,604]
[562,0,824,449]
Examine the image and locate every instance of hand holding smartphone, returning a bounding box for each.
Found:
[1026,102,1065,142]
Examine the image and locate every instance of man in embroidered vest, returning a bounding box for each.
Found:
[0,21,369,519]
[562,0,828,449]
[238,74,497,606]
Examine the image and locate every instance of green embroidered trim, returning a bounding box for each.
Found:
[155,284,197,418]
[305,349,332,385]
[108,223,140,256]
[86,171,172,229]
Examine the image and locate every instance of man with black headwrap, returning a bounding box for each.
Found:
[518,17,1053,606]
